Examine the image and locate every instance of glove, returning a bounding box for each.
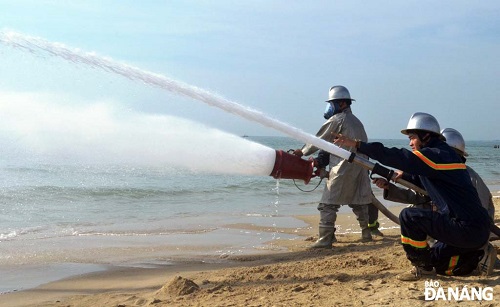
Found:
[372,178,390,189]
[314,168,329,179]
[292,149,303,157]
[315,150,330,168]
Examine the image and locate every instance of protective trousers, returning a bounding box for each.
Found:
[367,203,379,228]
[431,241,483,276]
[318,203,371,240]
[399,207,489,268]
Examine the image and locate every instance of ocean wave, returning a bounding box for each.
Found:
[0,222,219,243]
[0,230,17,240]
[0,225,47,241]
[74,227,217,237]
[0,185,208,201]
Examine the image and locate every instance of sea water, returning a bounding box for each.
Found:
[0,136,307,293]
[0,136,499,293]
[1,32,499,293]
[0,136,306,247]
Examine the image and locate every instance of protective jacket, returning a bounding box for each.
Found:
[358,138,490,246]
[383,185,430,208]
[467,165,495,219]
[301,107,372,205]
[358,139,488,221]
[383,165,494,220]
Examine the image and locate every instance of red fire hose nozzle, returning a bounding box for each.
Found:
[269,150,315,184]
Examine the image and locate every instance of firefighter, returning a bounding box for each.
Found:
[293,85,373,248]
[372,127,496,277]
[334,112,491,280]
[315,149,384,237]
[375,128,495,219]
[441,128,495,219]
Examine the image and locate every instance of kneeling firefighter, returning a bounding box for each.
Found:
[372,127,496,277]
[334,112,492,280]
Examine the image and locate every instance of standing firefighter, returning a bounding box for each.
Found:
[334,112,491,280]
[293,85,373,247]
[315,149,385,237]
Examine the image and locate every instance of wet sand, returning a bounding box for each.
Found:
[1,201,499,306]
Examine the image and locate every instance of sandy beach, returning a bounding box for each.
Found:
[1,200,499,307]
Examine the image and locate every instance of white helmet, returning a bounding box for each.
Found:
[401,112,441,136]
[441,128,468,156]
[326,85,355,102]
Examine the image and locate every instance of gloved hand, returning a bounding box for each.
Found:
[372,178,390,189]
[314,167,329,179]
[292,149,303,157]
[393,170,404,181]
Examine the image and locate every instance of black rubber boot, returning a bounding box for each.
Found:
[310,226,336,249]
[369,221,384,237]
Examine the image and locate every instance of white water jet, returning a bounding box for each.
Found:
[0,91,276,175]
[0,31,352,162]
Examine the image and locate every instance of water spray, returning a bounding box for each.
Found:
[0,31,449,228]
[2,31,498,236]
[0,31,422,189]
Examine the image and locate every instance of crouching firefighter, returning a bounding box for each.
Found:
[334,112,491,281]
[372,126,497,277]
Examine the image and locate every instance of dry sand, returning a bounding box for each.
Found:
[1,200,500,307]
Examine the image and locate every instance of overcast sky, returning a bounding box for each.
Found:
[1,1,499,141]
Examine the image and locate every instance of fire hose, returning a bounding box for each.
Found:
[270,147,500,239]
